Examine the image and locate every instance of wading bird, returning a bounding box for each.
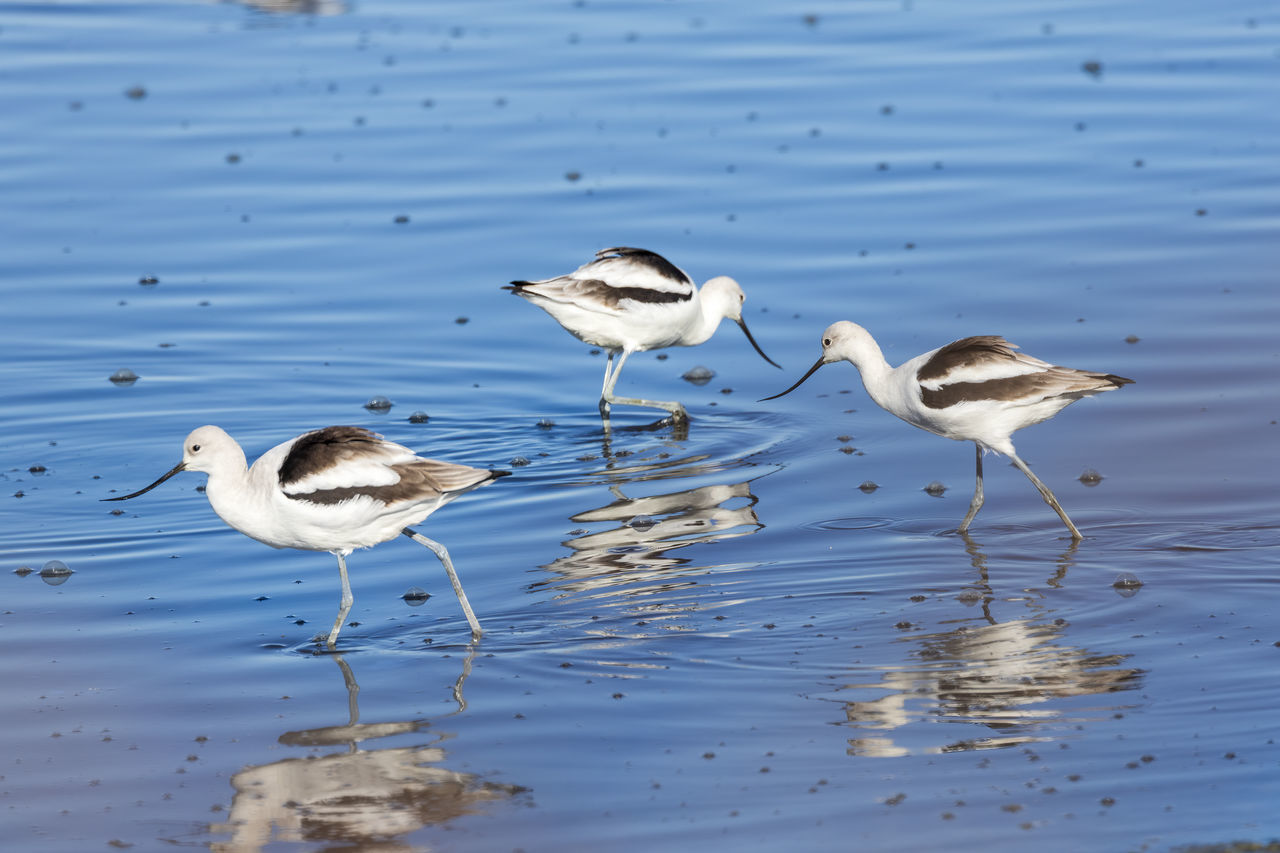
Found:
[763,321,1132,538]
[506,247,780,422]
[104,425,507,646]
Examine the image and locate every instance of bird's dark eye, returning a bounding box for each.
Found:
[191,444,201,453]
[822,338,831,347]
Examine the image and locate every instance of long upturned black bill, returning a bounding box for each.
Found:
[737,318,782,369]
[101,461,187,501]
[759,354,826,401]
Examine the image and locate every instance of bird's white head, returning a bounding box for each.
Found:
[700,275,747,322]
[761,321,878,401]
[818,321,876,366]
[102,424,243,502]
[179,425,240,474]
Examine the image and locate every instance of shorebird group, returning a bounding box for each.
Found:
[106,246,1132,648]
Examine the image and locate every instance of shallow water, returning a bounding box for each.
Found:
[3,1,1279,850]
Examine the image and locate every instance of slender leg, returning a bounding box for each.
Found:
[958,443,985,534]
[1008,453,1083,540]
[599,351,617,418]
[403,528,483,641]
[601,348,689,422]
[327,552,355,648]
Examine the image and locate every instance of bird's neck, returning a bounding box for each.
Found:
[202,450,259,533]
[684,289,728,346]
[847,341,897,409]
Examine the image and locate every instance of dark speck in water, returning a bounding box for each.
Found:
[402,587,430,605]
[859,481,878,492]
[138,275,158,285]
[682,366,715,385]
[924,481,946,496]
[1079,469,1103,486]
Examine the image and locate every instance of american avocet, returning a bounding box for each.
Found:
[506,247,780,422]
[763,322,1132,538]
[103,425,507,646]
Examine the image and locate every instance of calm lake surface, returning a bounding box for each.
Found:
[2,1,1278,850]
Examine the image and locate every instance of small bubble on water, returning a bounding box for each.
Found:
[40,560,74,586]
[402,586,430,606]
[536,418,555,429]
[628,515,656,532]
[682,366,715,385]
[14,565,34,577]
[408,411,430,424]
[509,456,531,467]
[858,481,878,493]
[109,368,138,386]
[957,588,983,605]
[138,275,159,286]
[1079,469,1103,486]
[1113,572,1143,590]
[363,395,393,412]
[1125,334,1140,344]
[924,481,947,496]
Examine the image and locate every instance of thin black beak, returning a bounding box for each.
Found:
[736,318,781,369]
[101,461,187,501]
[759,354,826,401]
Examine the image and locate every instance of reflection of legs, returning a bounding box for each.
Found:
[327,552,354,648]
[403,528,483,641]
[958,443,985,534]
[601,349,688,421]
[1008,453,1083,540]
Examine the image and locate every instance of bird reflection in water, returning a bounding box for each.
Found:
[534,480,762,596]
[228,0,347,15]
[828,534,1144,757]
[209,652,526,852]
[528,421,769,634]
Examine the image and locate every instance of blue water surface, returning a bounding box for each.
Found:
[2,1,1279,851]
